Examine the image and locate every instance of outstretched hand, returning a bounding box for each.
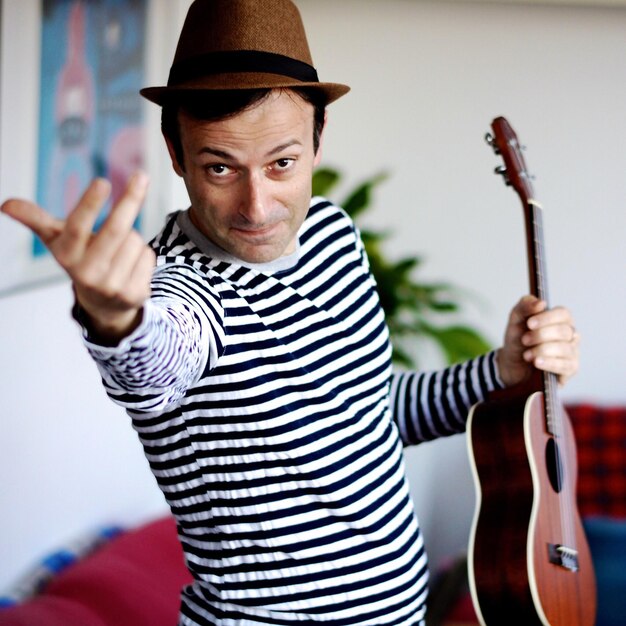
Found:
[497,295,580,388]
[1,172,155,343]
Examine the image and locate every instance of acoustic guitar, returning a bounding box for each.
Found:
[466,117,596,626]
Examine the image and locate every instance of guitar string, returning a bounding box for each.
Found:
[533,203,577,558]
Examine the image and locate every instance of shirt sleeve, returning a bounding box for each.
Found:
[78,263,225,414]
[389,351,505,445]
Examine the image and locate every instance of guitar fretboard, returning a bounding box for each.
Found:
[528,200,560,436]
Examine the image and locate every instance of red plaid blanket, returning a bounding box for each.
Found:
[568,404,626,519]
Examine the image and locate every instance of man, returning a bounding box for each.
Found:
[1,1,579,624]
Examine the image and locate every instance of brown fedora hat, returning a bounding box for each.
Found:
[140,0,350,106]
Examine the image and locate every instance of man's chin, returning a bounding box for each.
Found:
[235,243,291,264]
[230,230,296,264]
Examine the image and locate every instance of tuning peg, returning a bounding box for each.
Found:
[485,132,500,154]
[494,164,511,185]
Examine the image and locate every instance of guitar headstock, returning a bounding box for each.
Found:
[486,116,535,205]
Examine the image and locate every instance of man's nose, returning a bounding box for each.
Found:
[240,172,270,224]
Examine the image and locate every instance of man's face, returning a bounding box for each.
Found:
[168,90,323,264]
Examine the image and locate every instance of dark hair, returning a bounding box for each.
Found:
[161,88,327,170]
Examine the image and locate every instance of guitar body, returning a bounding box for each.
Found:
[466,117,596,625]
[467,387,596,625]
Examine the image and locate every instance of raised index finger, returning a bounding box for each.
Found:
[56,178,112,259]
[86,172,149,260]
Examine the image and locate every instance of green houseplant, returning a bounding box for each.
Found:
[312,167,491,369]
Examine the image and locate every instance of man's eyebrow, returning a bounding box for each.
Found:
[197,140,303,161]
[266,139,302,157]
[198,147,234,160]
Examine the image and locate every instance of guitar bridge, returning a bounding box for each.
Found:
[548,543,579,572]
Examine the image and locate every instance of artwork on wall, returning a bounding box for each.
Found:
[0,0,148,295]
[36,0,148,255]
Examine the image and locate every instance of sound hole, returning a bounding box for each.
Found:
[545,437,563,493]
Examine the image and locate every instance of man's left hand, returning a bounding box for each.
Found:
[497,295,580,388]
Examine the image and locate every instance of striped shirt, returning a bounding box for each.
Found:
[84,198,502,626]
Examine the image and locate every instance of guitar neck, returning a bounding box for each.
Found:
[525,199,549,303]
[489,116,563,436]
[524,199,560,435]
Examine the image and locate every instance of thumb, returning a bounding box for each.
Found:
[512,295,545,322]
[1,198,64,244]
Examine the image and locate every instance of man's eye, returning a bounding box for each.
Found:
[273,158,295,171]
[207,164,231,176]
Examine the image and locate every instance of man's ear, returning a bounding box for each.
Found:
[164,133,184,177]
[313,111,328,168]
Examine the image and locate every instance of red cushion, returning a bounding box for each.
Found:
[445,591,480,624]
[568,404,626,519]
[0,516,192,626]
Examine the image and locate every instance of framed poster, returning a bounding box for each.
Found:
[36,0,148,254]
[0,0,149,295]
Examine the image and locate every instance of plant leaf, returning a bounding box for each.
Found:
[360,229,389,245]
[427,300,459,313]
[390,342,414,369]
[342,172,388,219]
[423,325,492,365]
[312,167,341,197]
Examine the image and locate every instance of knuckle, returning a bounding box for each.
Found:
[70,265,92,286]
[73,261,107,290]
[142,246,157,266]
[103,221,126,240]
[54,248,76,270]
[127,229,147,250]
[63,220,85,241]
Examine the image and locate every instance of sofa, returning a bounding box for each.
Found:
[0,516,191,626]
[1,404,623,626]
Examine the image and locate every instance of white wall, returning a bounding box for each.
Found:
[0,0,184,591]
[1,0,625,591]
[297,0,626,568]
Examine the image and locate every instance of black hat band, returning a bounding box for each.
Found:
[168,50,320,86]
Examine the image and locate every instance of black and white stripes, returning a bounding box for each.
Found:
[84,198,501,626]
